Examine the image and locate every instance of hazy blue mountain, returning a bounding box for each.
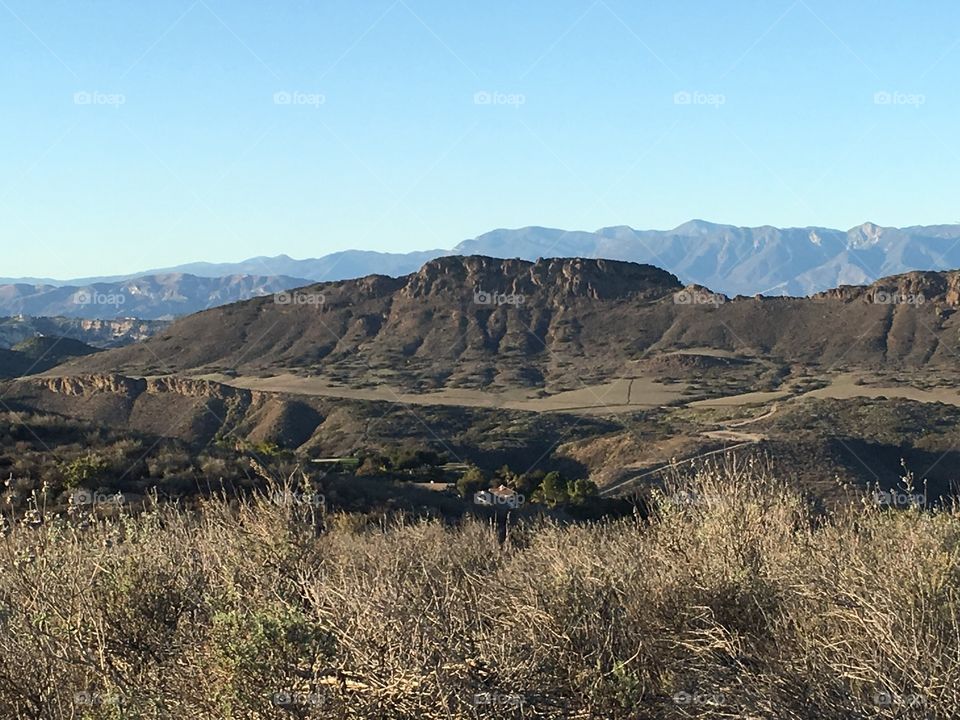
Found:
[7,250,447,287]
[452,220,960,296]
[6,222,960,315]
[0,273,313,320]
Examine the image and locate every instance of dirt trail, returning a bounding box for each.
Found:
[599,441,757,497]
[600,402,778,497]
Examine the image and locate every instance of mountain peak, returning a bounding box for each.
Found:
[847,221,887,248]
[670,219,726,235]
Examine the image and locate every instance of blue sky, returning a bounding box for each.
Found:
[2,0,958,278]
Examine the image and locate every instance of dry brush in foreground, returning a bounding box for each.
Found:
[0,458,956,719]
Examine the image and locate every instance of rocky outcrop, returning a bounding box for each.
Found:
[813,271,960,307]
[146,376,251,400]
[404,255,680,303]
[38,374,147,397]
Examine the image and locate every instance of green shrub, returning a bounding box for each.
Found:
[58,453,108,489]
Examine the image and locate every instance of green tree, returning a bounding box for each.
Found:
[390,447,442,471]
[494,464,516,485]
[537,471,569,507]
[456,466,487,498]
[512,469,544,496]
[568,478,599,504]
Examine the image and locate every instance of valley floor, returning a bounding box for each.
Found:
[192,368,960,416]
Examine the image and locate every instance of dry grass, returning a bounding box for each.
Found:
[0,458,957,718]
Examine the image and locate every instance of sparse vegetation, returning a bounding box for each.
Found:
[1,458,956,718]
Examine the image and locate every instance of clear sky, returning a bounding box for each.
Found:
[2,0,958,278]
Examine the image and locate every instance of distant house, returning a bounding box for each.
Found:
[474,484,524,509]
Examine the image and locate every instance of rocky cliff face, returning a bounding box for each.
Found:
[813,271,960,306]
[0,316,169,350]
[33,374,254,402]
[75,318,169,345]
[403,256,680,303]
[38,374,146,397]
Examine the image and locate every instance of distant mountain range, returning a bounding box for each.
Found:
[0,274,312,320]
[5,220,960,319]
[0,251,444,287]
[449,221,960,296]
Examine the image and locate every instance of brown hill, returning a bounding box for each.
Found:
[59,257,682,390]
[3,372,615,473]
[0,336,100,378]
[58,256,960,392]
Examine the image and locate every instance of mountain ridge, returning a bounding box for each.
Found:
[56,254,960,393]
[0,272,313,320]
[7,221,960,320]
